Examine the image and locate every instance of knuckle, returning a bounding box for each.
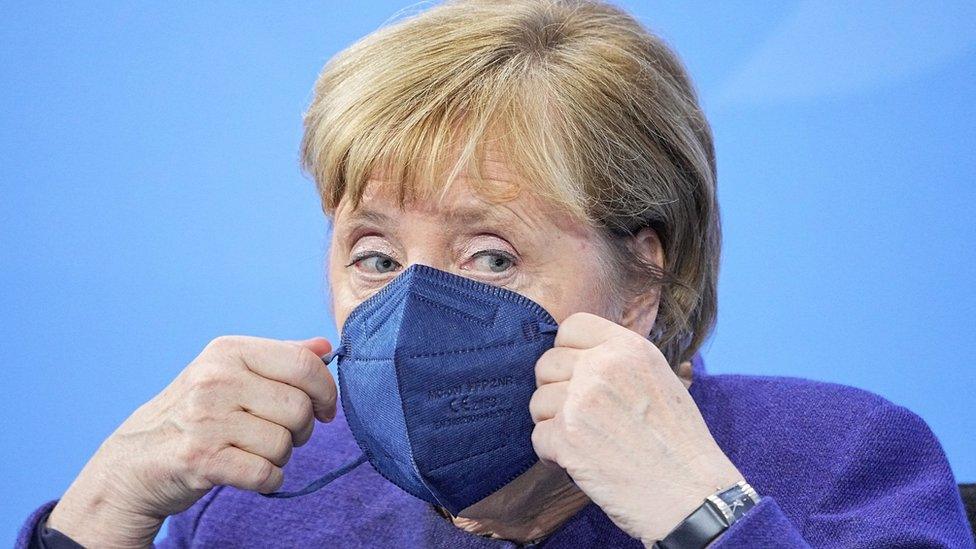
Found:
[561,389,593,435]
[561,395,580,424]
[196,448,236,489]
[190,366,225,393]
[561,413,584,444]
[291,392,315,427]
[587,350,623,379]
[645,340,668,366]
[531,424,558,463]
[538,347,558,362]
[175,439,212,475]
[294,410,316,446]
[533,354,547,380]
[266,467,285,492]
[577,383,604,411]
[183,393,216,424]
[627,330,652,351]
[271,428,294,463]
[536,349,568,384]
[530,423,545,449]
[292,348,319,381]
[528,391,542,422]
[206,335,239,354]
[560,312,584,332]
[182,473,212,492]
[294,422,314,448]
[204,335,256,363]
[182,377,229,423]
[565,311,597,328]
[535,349,555,372]
[565,311,586,322]
[253,459,279,490]
[176,452,213,492]
[614,330,653,359]
[184,369,239,411]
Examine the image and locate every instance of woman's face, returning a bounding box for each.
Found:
[327,154,662,337]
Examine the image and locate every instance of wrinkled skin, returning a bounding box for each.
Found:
[46,153,740,548]
[328,157,742,545]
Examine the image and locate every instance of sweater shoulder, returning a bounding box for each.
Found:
[692,371,898,424]
[691,372,956,517]
[689,371,922,480]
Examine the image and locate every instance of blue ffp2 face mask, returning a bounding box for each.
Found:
[262,263,558,515]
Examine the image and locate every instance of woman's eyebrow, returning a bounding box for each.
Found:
[338,204,528,234]
[441,205,520,229]
[342,208,393,227]
[334,207,398,242]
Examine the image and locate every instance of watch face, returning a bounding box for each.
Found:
[716,483,759,522]
[723,492,749,520]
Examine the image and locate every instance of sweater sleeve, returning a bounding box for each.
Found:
[711,401,975,548]
[15,500,60,549]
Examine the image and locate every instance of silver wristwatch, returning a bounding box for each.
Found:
[653,480,761,549]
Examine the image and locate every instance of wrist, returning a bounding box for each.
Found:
[48,446,164,548]
[649,480,761,549]
[651,456,744,541]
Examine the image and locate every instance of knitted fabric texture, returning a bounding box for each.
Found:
[17,354,975,548]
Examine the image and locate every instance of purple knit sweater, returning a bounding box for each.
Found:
[17,354,975,548]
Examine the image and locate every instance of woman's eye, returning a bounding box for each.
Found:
[352,253,401,274]
[470,250,515,273]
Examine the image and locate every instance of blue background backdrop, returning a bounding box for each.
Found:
[2,1,974,542]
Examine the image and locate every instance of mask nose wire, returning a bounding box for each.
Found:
[260,345,365,499]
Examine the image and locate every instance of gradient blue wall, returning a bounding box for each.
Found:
[2,1,974,542]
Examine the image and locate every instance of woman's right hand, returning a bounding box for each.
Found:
[45,335,338,548]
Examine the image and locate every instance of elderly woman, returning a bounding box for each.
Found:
[17,1,973,548]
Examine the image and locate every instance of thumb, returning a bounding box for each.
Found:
[284,336,333,357]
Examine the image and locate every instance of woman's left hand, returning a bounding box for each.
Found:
[529,312,744,545]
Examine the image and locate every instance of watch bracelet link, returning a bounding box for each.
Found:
[652,480,760,549]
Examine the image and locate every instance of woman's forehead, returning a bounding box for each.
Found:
[365,145,519,188]
[335,173,592,242]
[342,175,525,224]
[332,140,590,235]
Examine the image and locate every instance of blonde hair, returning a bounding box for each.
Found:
[301,0,720,368]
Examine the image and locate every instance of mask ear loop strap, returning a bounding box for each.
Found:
[539,322,559,335]
[260,347,367,499]
[260,453,367,499]
[320,346,344,364]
